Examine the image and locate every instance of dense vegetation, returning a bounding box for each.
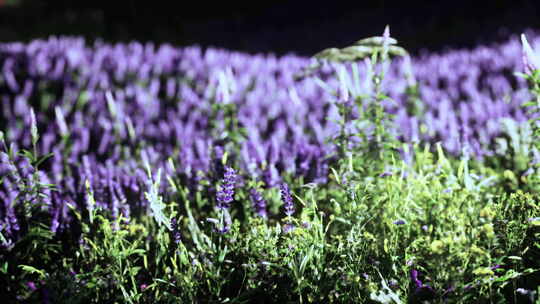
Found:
[0,28,539,303]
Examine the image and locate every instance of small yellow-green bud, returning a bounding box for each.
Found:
[430,240,445,254]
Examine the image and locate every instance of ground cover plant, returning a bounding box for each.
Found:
[0,27,540,303]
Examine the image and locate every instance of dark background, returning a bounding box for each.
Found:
[1,0,540,56]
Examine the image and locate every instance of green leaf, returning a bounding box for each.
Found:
[521,101,537,107]
[514,71,529,79]
[19,265,46,279]
[354,36,398,47]
[34,152,54,168]
[19,149,36,163]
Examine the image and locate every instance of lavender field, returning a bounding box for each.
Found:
[1,29,540,303]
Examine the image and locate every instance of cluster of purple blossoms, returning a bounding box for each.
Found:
[2,32,540,242]
[216,166,236,210]
[249,188,267,218]
[279,183,295,217]
[210,166,236,234]
[279,183,296,233]
[410,269,435,297]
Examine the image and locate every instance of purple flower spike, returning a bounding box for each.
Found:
[279,183,295,217]
[249,188,267,218]
[216,166,236,210]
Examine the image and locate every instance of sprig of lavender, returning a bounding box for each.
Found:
[280,183,295,233]
[216,166,236,210]
[280,183,295,217]
[249,188,267,218]
[212,166,236,234]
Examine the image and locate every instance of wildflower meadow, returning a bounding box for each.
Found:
[0,27,539,303]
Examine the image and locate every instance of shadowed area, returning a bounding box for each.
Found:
[1,0,539,55]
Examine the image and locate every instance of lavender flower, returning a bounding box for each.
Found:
[216,166,236,210]
[3,33,540,245]
[279,183,295,217]
[249,188,267,218]
[410,269,434,295]
[26,281,37,291]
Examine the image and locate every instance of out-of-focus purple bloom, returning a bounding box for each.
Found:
[410,269,422,289]
[283,223,295,233]
[410,269,434,295]
[279,183,295,217]
[393,219,406,225]
[26,281,37,291]
[263,164,280,187]
[216,166,236,210]
[523,167,535,177]
[379,171,392,178]
[249,188,267,218]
